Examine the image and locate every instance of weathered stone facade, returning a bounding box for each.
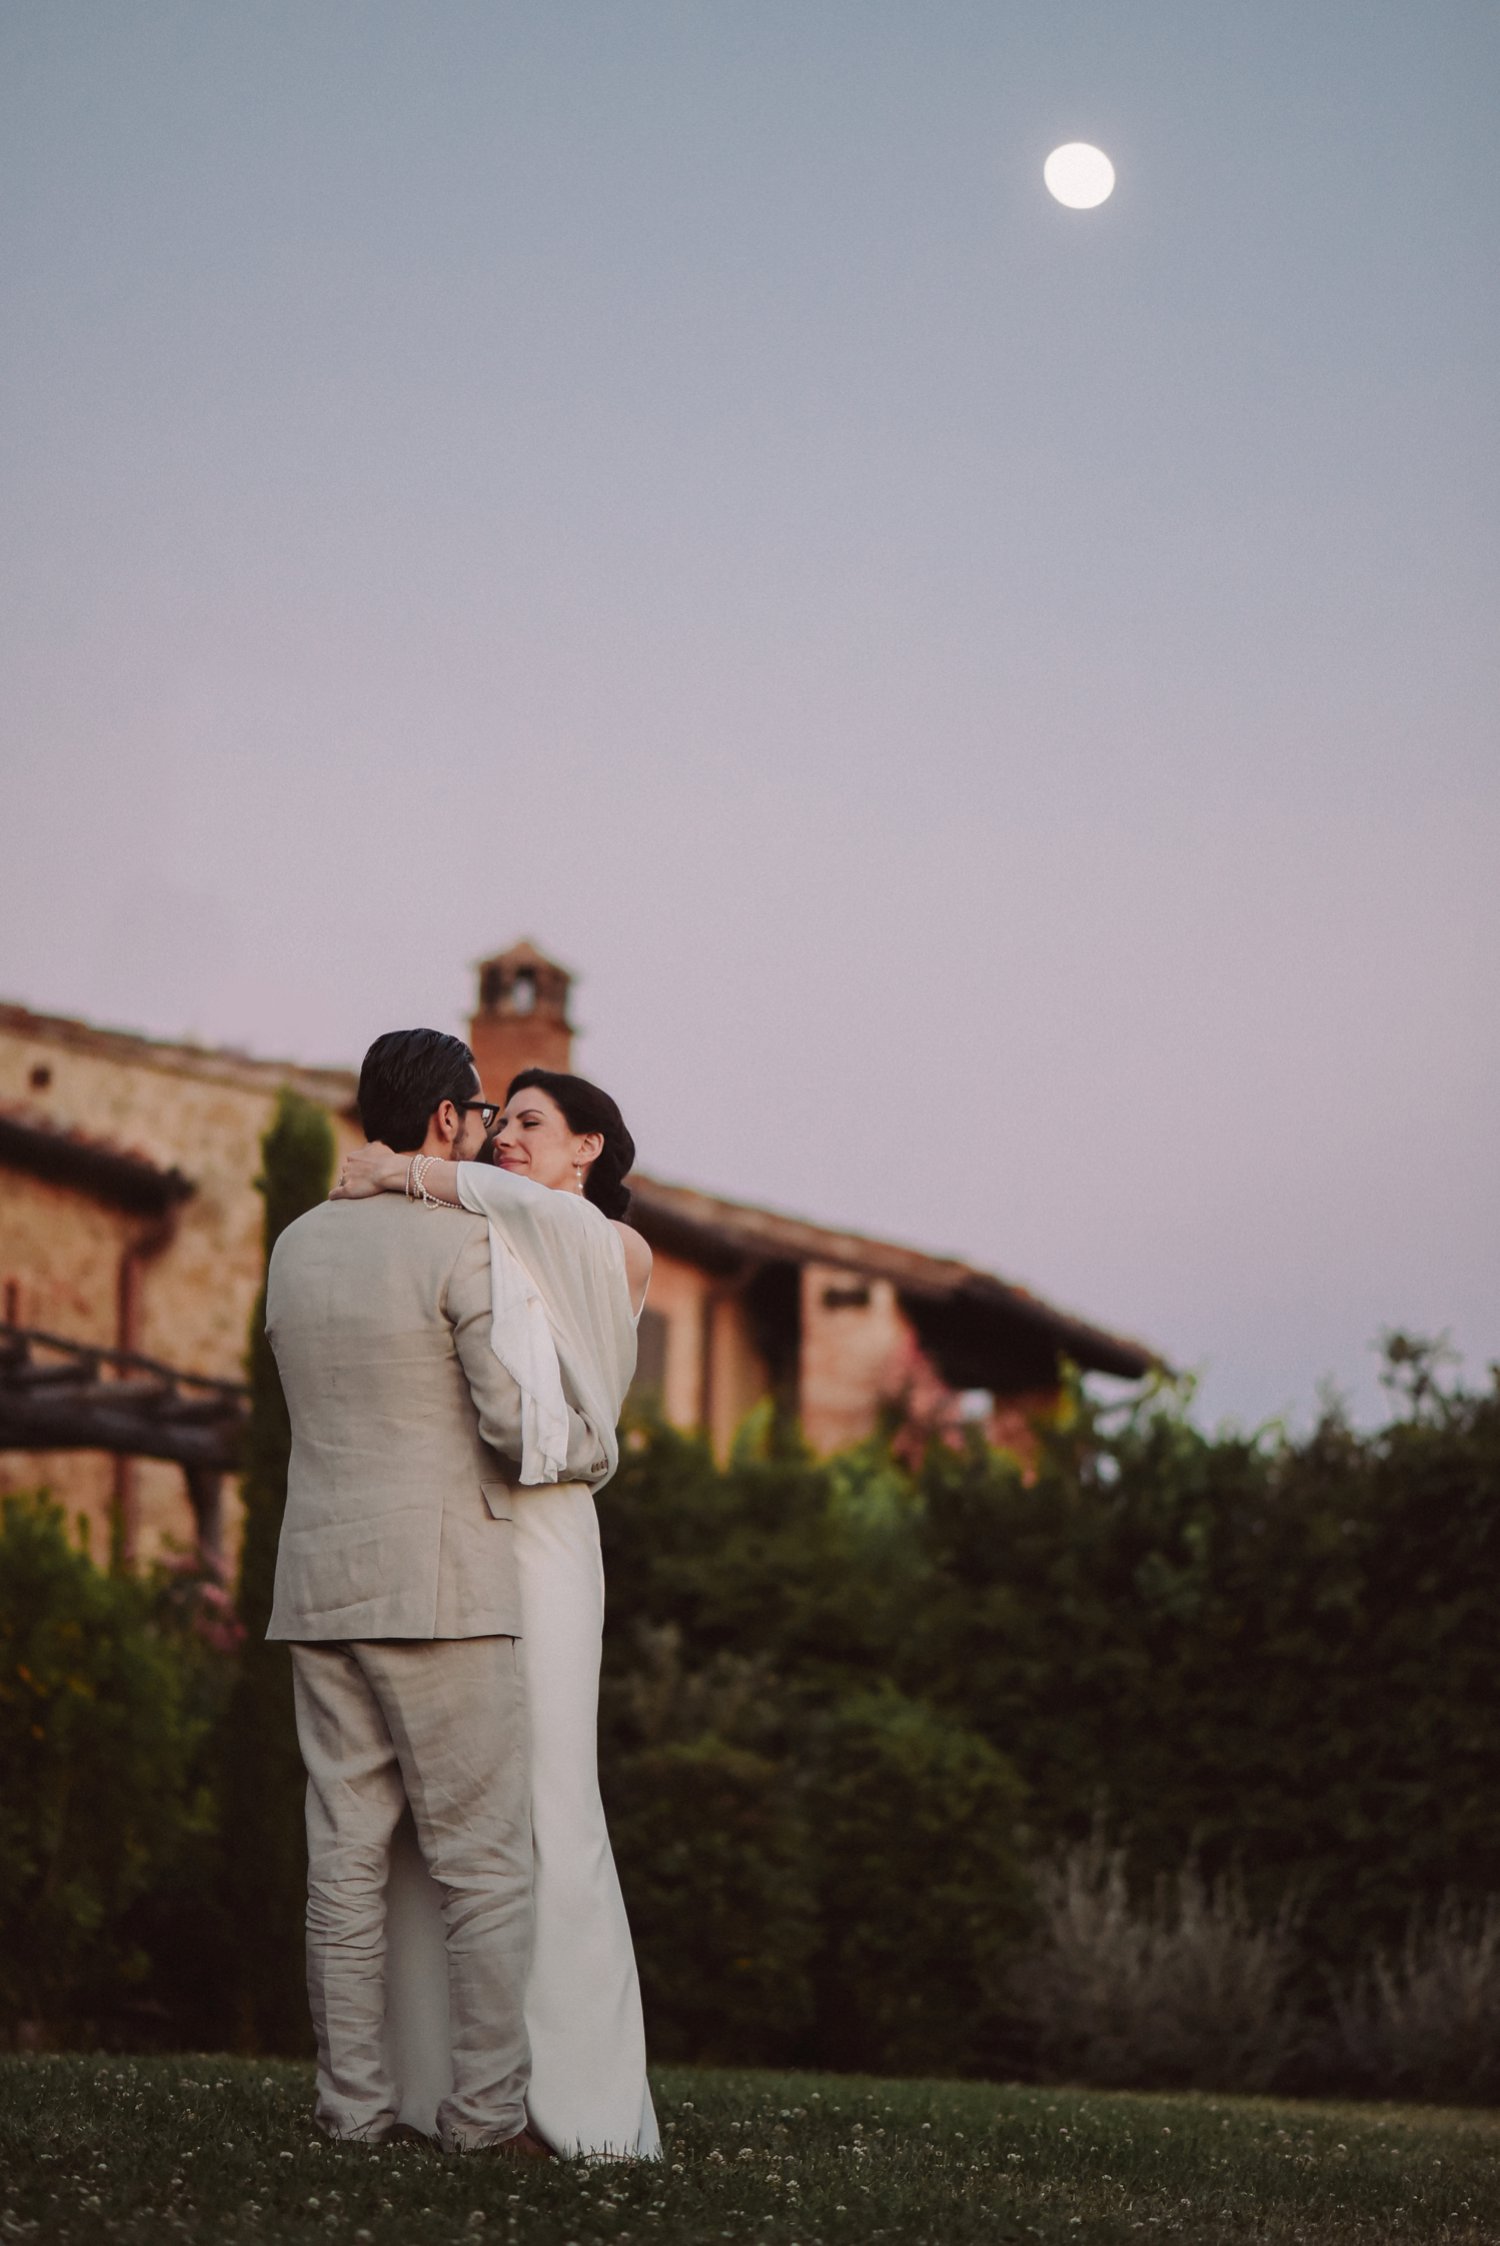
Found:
[0,945,1157,1567]
[0,1009,358,1564]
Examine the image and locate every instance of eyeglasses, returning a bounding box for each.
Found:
[454,1100,502,1132]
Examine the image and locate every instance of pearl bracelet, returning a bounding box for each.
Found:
[406,1153,460,1210]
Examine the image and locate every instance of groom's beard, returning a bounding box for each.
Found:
[473,1135,499,1166]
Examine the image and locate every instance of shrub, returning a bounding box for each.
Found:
[0,1497,207,2043]
[906,1360,1500,1982]
[801,1687,1031,2077]
[602,1620,816,2061]
[608,1733,817,2065]
[219,1086,334,2053]
[1003,1827,1305,2092]
[1332,1895,1500,2103]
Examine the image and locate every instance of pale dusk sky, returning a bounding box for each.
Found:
[2,3,1495,1426]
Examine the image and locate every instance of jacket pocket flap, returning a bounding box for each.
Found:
[479,1481,515,1521]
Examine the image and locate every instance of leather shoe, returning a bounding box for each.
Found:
[475,2125,553,2161]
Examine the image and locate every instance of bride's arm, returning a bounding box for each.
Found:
[331,1145,549,1210]
[330,1144,462,1203]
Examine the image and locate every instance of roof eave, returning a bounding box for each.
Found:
[0,1112,196,1217]
[629,1172,1163,1381]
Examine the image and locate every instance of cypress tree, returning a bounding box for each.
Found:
[221,1087,335,2052]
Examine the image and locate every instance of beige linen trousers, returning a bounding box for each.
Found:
[265,1195,607,2147]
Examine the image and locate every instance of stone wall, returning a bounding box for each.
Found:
[0,1013,359,1563]
[799,1262,914,1455]
[0,997,1071,1558]
[632,1251,710,1432]
[0,1162,137,1553]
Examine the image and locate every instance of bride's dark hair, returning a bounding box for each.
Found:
[505,1068,636,1221]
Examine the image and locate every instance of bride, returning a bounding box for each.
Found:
[335,1067,659,2161]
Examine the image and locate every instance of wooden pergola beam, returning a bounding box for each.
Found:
[0,1323,249,1563]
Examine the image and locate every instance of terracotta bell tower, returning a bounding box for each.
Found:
[468,940,575,1101]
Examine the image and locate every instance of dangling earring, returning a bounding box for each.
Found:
[573,1163,585,1195]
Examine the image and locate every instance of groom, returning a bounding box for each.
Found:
[265,1027,607,2153]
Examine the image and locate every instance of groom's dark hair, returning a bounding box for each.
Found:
[358,1028,478,1153]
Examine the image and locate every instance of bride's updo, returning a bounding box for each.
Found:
[505,1067,637,1220]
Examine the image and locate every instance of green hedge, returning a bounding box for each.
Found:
[0,1499,217,2042]
[903,1358,1500,1973]
[219,1087,334,2054]
[599,1349,1500,2014]
[5,1333,1500,2081]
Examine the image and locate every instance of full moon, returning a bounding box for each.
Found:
[1044,142,1116,209]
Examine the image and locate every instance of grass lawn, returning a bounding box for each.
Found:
[2,2057,1499,2245]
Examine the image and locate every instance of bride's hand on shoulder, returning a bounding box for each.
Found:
[331,1142,408,1199]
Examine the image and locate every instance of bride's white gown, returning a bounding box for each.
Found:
[385,1475,659,2158]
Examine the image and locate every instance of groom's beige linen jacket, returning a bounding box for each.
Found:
[264,1195,606,1641]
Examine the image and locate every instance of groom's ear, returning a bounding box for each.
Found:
[430,1098,462,1150]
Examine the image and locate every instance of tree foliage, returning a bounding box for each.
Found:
[0,1498,211,2041]
[598,1351,1500,2071]
[902,1357,1500,1973]
[7,1316,1500,2089]
[219,1088,334,2054]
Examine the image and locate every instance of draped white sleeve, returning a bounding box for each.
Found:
[454,1163,638,1490]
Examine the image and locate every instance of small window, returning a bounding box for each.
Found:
[509,971,536,1016]
[822,1282,871,1310]
[29,1064,51,1091]
[630,1307,668,1401]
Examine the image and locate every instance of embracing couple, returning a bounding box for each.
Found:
[264,1027,658,2161]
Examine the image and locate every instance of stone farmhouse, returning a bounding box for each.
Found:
[0,942,1157,1568]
